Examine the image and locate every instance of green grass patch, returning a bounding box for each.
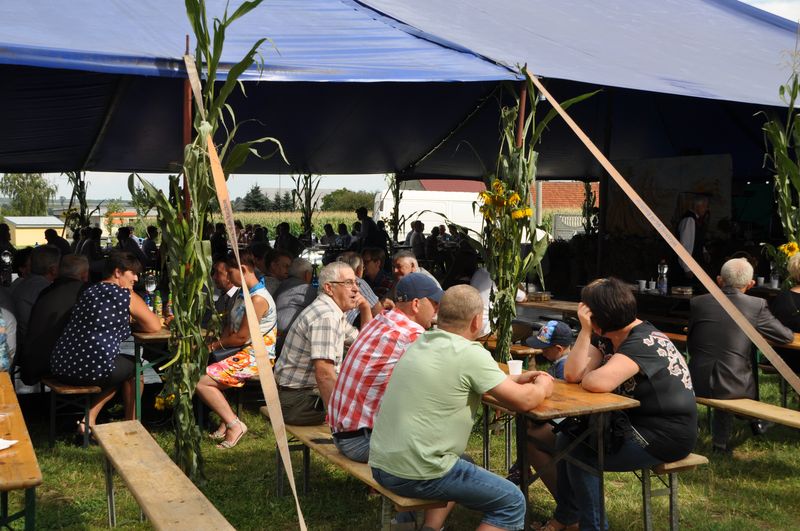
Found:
[6,377,799,529]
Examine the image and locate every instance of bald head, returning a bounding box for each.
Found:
[437,285,483,335]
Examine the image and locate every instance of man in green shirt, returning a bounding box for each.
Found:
[369,285,554,531]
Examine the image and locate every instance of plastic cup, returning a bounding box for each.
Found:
[770,278,780,289]
[756,276,765,286]
[508,360,523,375]
[637,280,646,291]
[647,280,656,290]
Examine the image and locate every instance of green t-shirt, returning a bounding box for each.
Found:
[368,328,507,480]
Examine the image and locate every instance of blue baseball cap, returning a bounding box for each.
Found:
[526,320,574,348]
[396,272,444,303]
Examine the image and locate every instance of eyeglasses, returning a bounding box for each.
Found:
[328,279,358,287]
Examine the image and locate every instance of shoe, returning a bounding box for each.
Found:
[750,420,774,436]
[711,444,732,456]
[530,519,579,531]
[209,423,227,441]
[506,460,533,486]
[75,420,97,446]
[216,418,247,449]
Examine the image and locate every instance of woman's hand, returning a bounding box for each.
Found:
[577,302,593,330]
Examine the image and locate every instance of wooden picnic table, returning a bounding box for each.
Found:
[0,372,42,531]
[482,364,639,528]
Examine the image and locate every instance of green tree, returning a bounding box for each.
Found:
[129,177,156,218]
[0,173,57,216]
[321,188,374,211]
[282,191,294,211]
[272,191,282,211]
[104,198,125,241]
[263,192,273,211]
[241,184,267,211]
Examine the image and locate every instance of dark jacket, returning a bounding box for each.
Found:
[688,287,793,399]
[19,277,86,385]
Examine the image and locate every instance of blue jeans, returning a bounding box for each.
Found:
[372,458,525,531]
[553,432,662,531]
[333,430,371,463]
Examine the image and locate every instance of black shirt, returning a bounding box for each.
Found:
[593,322,697,462]
[770,290,800,331]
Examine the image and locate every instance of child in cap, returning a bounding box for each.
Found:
[525,320,574,380]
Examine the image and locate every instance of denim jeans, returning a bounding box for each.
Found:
[553,432,662,531]
[333,430,371,463]
[372,458,525,530]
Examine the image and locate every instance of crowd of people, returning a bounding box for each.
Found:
[5,212,800,531]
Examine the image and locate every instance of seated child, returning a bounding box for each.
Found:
[507,320,575,500]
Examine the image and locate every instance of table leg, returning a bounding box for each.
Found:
[1,491,7,521]
[134,343,143,421]
[596,412,606,530]
[516,413,530,529]
[482,404,490,470]
[24,487,35,531]
[105,456,116,527]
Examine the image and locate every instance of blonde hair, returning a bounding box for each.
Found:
[788,253,800,284]
[437,285,483,329]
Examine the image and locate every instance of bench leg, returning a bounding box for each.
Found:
[1,491,7,521]
[303,445,310,496]
[49,390,56,449]
[24,487,35,531]
[105,456,117,528]
[380,496,392,531]
[276,447,285,496]
[668,473,679,531]
[780,378,788,408]
[482,404,490,470]
[504,413,513,472]
[641,468,653,531]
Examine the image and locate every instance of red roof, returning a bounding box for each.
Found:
[418,179,486,192]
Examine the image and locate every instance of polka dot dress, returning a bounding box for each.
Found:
[50,282,131,384]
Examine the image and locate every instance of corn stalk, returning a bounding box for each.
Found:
[479,70,596,361]
[292,173,320,238]
[761,71,800,244]
[384,173,405,243]
[132,0,282,480]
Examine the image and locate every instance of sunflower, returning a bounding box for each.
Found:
[492,179,505,194]
[511,208,528,220]
[508,192,521,206]
[786,242,799,256]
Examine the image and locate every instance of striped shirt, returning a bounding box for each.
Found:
[274,293,358,389]
[345,277,379,324]
[328,309,424,434]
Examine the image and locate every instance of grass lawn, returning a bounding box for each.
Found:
[5,374,799,530]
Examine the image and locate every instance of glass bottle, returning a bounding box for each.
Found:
[657,260,669,296]
[311,263,319,289]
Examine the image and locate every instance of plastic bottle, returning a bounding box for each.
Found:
[167,293,173,316]
[311,263,319,289]
[144,294,153,312]
[656,260,669,296]
[153,291,163,317]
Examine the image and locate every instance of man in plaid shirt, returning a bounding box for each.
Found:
[328,273,443,462]
[274,262,373,425]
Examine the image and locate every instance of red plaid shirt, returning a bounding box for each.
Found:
[328,309,424,433]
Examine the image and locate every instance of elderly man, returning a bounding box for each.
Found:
[328,273,442,462]
[675,194,710,284]
[19,255,89,385]
[11,245,60,342]
[274,262,373,425]
[337,252,383,325]
[275,257,316,339]
[688,257,793,452]
[370,285,554,531]
[392,250,440,289]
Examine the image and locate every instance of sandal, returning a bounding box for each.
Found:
[209,423,227,441]
[530,519,578,531]
[75,419,97,446]
[216,418,247,449]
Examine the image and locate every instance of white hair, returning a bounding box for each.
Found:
[318,262,353,294]
[289,258,313,280]
[720,258,753,289]
[393,250,418,267]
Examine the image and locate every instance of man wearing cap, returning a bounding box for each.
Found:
[328,272,442,462]
[370,285,554,531]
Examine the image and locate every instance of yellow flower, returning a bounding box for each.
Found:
[779,243,787,253]
[492,180,505,194]
[154,396,165,411]
[479,191,493,206]
[787,242,799,256]
[511,208,526,220]
[508,192,521,206]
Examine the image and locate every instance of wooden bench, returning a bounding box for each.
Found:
[260,407,445,530]
[696,397,800,429]
[93,420,233,530]
[638,453,708,531]
[40,376,101,448]
[0,373,42,531]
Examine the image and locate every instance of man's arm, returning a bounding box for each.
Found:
[485,371,554,412]
[313,359,337,409]
[755,300,795,343]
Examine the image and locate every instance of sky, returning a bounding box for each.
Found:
[40,0,800,201]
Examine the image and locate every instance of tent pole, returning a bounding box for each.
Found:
[596,90,614,278]
[183,35,192,218]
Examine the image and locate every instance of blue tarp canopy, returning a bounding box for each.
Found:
[0,0,797,179]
